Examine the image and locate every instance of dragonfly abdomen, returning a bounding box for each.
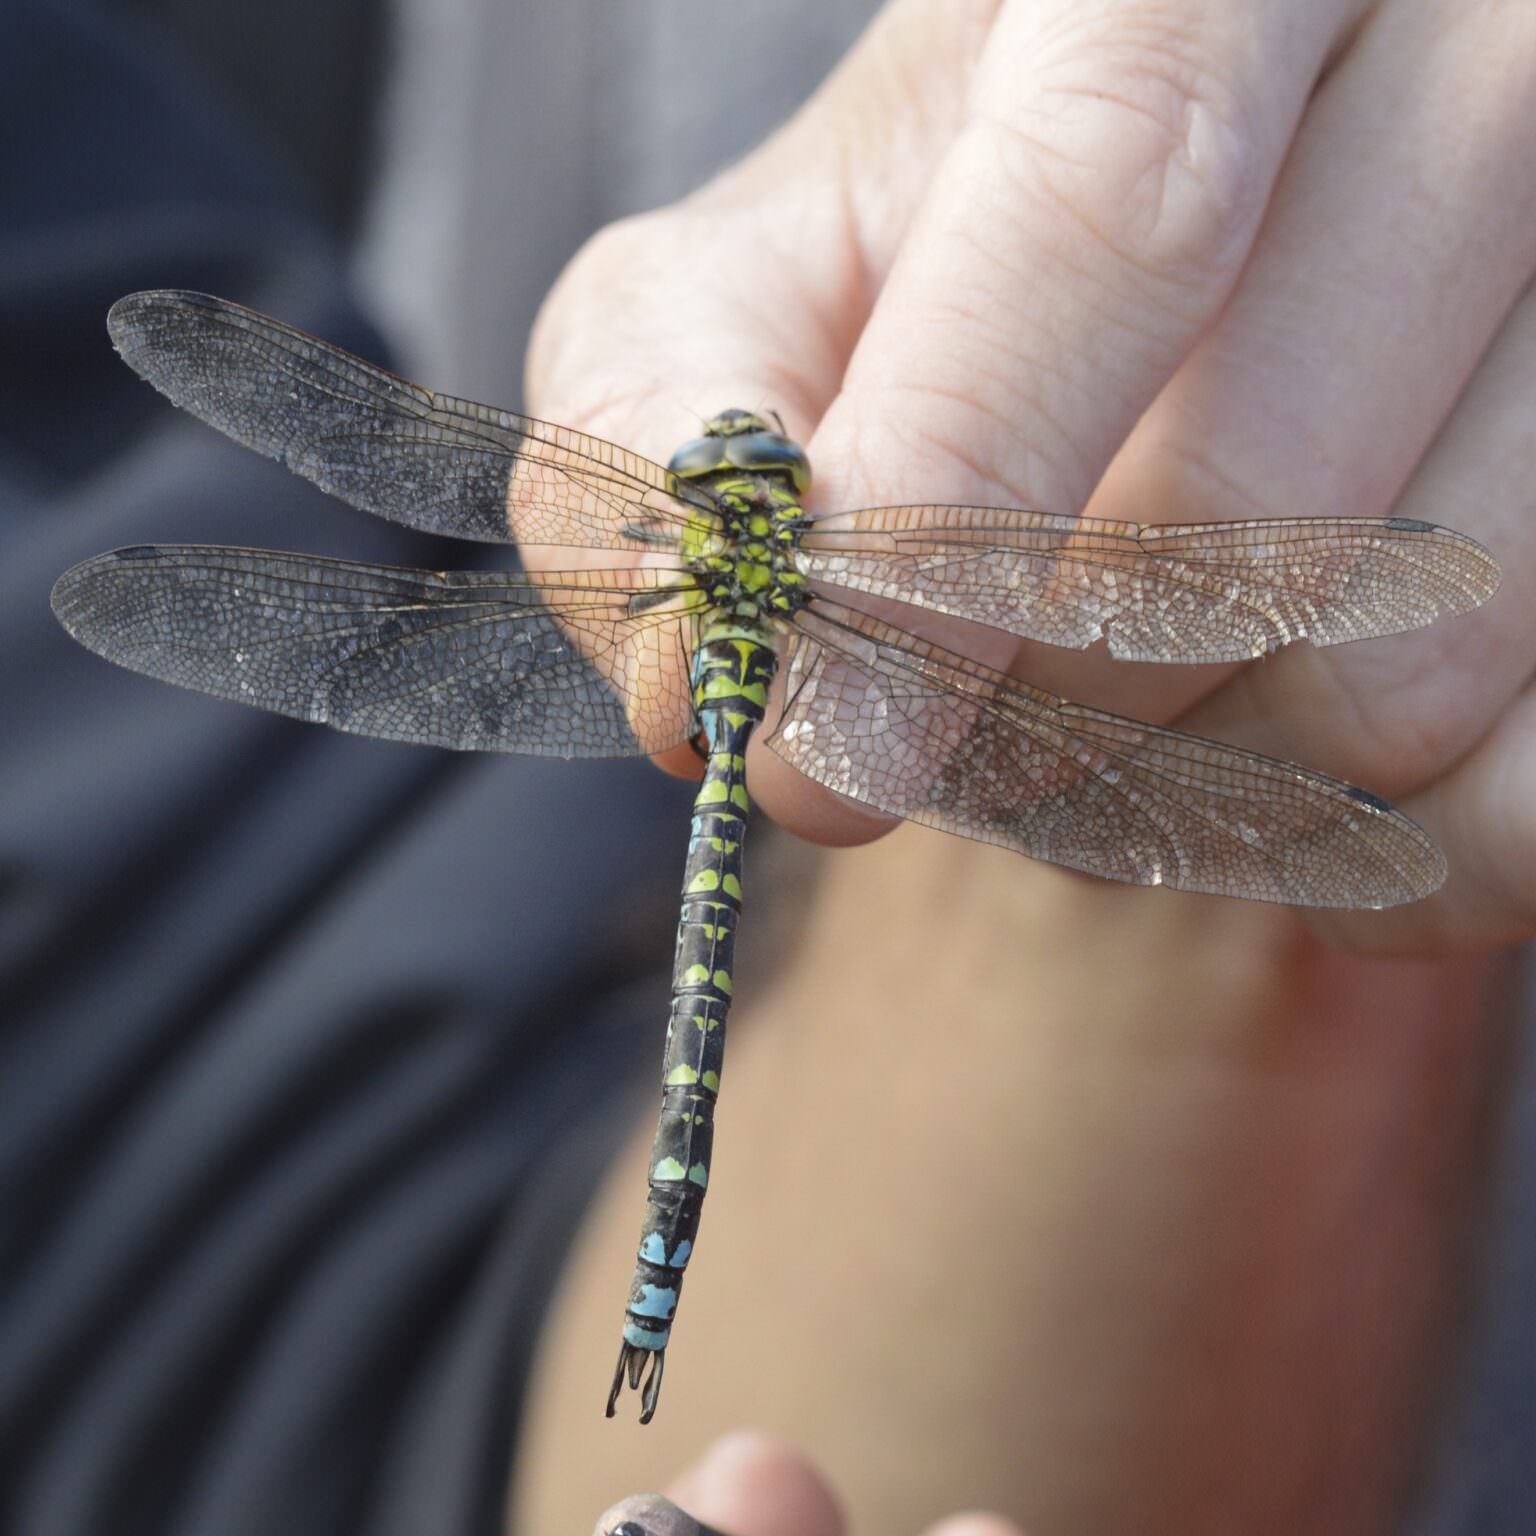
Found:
[608,625,775,1423]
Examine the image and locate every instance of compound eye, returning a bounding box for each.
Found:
[667,435,726,480]
[726,432,811,494]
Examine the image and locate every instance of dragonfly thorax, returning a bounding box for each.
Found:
[671,411,811,626]
[685,482,808,624]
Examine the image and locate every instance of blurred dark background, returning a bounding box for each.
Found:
[119,0,386,239]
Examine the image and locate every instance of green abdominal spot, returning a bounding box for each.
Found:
[665,1063,721,1091]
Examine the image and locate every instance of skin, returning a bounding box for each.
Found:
[512,0,1536,1529]
[592,1432,1022,1536]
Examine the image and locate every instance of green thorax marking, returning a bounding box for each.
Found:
[668,410,811,641]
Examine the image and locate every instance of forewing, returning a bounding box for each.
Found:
[107,291,700,552]
[774,601,1444,909]
[799,506,1499,662]
[52,548,700,758]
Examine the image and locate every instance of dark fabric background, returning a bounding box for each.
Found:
[0,3,690,1533]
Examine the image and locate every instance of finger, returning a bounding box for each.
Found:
[751,0,1373,831]
[810,0,1371,512]
[1184,270,1536,786]
[1281,674,1536,955]
[1390,680,1536,952]
[527,0,1002,452]
[922,1517,1028,1536]
[1086,0,1536,736]
[1179,270,1536,953]
[611,1431,842,1536]
[595,1492,728,1536]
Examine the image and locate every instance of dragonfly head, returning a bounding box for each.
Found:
[669,409,811,496]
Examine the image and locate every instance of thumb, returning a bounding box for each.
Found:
[593,1431,842,1536]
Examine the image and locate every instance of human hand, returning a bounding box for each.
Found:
[528,0,1535,956]
[593,1433,1022,1536]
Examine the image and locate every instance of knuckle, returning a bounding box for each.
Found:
[526,218,640,371]
[989,7,1269,297]
[527,208,690,415]
[541,213,663,321]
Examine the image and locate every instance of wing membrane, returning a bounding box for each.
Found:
[774,601,1443,908]
[52,547,701,758]
[799,506,1499,662]
[107,292,701,552]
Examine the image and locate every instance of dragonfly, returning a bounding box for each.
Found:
[53,291,1499,1424]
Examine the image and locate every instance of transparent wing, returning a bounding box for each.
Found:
[774,600,1444,909]
[799,505,1499,662]
[53,547,702,758]
[107,291,702,552]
